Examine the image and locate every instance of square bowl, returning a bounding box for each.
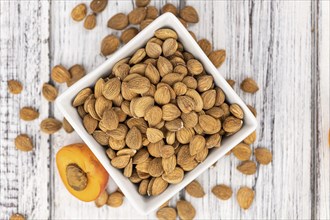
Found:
[56,13,257,215]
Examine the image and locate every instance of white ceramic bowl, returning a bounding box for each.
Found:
[56,13,257,215]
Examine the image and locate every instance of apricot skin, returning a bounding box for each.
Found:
[56,143,109,202]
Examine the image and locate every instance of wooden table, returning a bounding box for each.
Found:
[1,0,329,219]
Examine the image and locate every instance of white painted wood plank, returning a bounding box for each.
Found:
[317,1,330,219]
[0,0,325,219]
[50,0,322,219]
[0,1,51,219]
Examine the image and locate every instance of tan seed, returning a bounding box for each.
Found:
[128,7,147,25]
[138,179,149,195]
[160,145,175,158]
[145,106,162,127]
[176,127,195,144]
[151,177,168,195]
[180,112,198,130]
[67,64,86,87]
[199,115,221,134]
[108,13,129,30]
[177,145,195,166]
[185,180,205,198]
[223,116,243,133]
[157,56,173,77]
[90,0,108,13]
[198,39,212,56]
[146,6,158,19]
[42,83,58,102]
[146,128,164,143]
[145,63,160,84]
[237,187,254,210]
[232,143,251,161]
[101,35,120,56]
[161,3,178,16]
[156,207,177,220]
[201,89,216,110]
[212,184,232,200]
[165,119,183,132]
[237,160,257,175]
[227,79,236,87]
[177,95,195,114]
[107,124,127,140]
[106,148,116,160]
[127,76,151,94]
[111,155,131,169]
[179,18,188,28]
[185,89,203,112]
[187,59,203,75]
[189,135,206,156]
[230,103,244,119]
[130,96,154,118]
[7,80,23,94]
[93,130,109,145]
[195,147,208,162]
[123,158,133,177]
[197,75,213,92]
[95,96,112,118]
[83,114,97,134]
[180,6,199,23]
[215,87,225,106]
[84,13,96,30]
[101,108,119,131]
[208,50,226,68]
[120,28,139,44]
[15,134,33,152]
[140,19,154,30]
[107,191,124,207]
[176,200,196,220]
[136,0,151,7]
[240,78,259,93]
[162,154,177,174]
[51,65,71,83]
[146,42,162,58]
[205,107,224,119]
[10,213,25,220]
[155,29,178,40]
[102,77,121,100]
[154,86,171,105]
[40,118,62,134]
[243,131,257,144]
[71,3,87,21]
[126,126,142,150]
[255,147,272,165]
[149,157,164,177]
[95,190,108,207]
[133,148,149,164]
[206,133,221,148]
[63,118,74,133]
[162,38,178,57]
[109,137,125,150]
[173,82,187,96]
[19,107,39,121]
[162,104,181,121]
[162,166,183,184]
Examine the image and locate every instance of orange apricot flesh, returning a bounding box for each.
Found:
[56,143,109,202]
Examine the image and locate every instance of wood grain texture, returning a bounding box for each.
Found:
[0,0,329,219]
[316,1,330,219]
[0,1,51,219]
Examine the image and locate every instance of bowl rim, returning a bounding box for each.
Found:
[56,12,257,215]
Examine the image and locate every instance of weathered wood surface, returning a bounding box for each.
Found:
[0,0,329,219]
